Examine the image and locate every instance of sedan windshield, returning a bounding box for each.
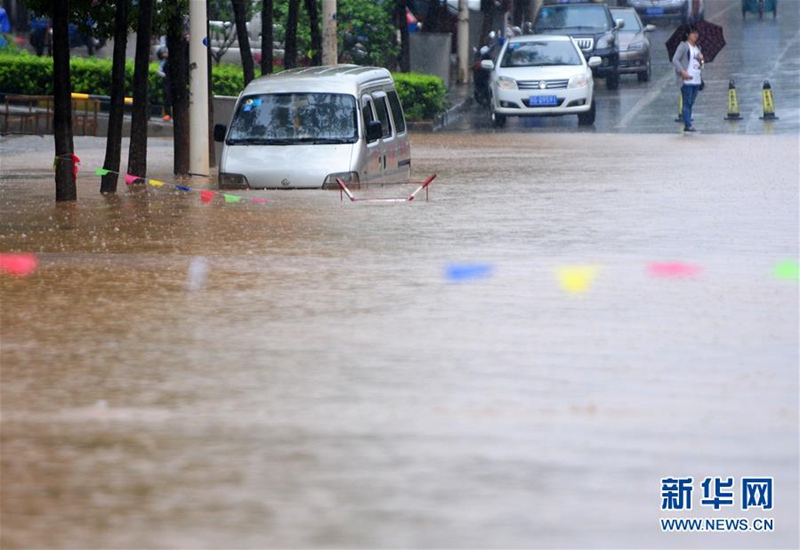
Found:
[228,93,358,144]
[500,41,582,68]
[534,5,611,32]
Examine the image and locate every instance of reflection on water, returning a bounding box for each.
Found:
[1,133,797,549]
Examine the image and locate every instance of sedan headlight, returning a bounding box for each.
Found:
[628,41,646,51]
[568,73,591,89]
[596,33,615,50]
[496,76,518,91]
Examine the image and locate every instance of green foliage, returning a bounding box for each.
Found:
[393,72,447,120]
[0,52,54,94]
[337,0,398,68]
[0,55,447,120]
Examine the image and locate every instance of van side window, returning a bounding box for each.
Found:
[361,97,375,132]
[387,91,406,134]
[373,94,393,139]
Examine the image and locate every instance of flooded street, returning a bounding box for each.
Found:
[1,132,798,549]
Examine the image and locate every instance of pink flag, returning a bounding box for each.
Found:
[0,254,39,277]
[200,190,216,204]
[251,197,268,204]
[125,173,143,185]
[648,262,702,278]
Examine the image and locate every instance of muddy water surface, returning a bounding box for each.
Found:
[1,133,798,548]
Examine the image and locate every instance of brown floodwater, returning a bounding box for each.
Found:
[1,133,798,549]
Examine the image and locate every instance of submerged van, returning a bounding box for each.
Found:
[214,65,411,189]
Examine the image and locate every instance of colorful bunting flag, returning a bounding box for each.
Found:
[94,167,264,206]
[774,260,799,280]
[445,263,493,282]
[0,253,39,277]
[556,265,598,294]
[648,262,701,278]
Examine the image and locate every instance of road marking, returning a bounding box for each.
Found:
[615,69,674,130]
[746,25,800,130]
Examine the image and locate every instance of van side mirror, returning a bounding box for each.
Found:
[366,120,382,142]
[214,124,227,142]
[480,59,494,70]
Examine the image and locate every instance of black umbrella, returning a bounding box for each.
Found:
[665,19,726,63]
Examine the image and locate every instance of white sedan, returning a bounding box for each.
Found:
[482,34,602,128]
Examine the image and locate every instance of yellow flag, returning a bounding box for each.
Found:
[556,266,598,294]
[149,179,166,187]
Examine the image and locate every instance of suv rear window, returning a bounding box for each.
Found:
[534,5,612,32]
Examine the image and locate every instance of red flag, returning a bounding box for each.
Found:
[0,254,39,277]
[200,190,216,204]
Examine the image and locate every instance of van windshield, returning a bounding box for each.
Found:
[227,93,358,145]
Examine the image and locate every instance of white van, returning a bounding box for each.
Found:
[214,65,411,189]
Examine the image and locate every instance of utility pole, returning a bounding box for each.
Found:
[457,0,469,83]
[322,0,337,65]
[189,0,210,176]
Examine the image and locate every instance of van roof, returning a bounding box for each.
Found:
[241,65,394,95]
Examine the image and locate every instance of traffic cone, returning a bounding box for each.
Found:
[759,80,778,120]
[724,80,742,121]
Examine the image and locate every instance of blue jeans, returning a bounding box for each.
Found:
[681,84,701,128]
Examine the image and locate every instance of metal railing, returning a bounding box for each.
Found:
[1,93,100,136]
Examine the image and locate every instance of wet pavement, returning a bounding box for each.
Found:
[451,0,800,136]
[1,129,798,548]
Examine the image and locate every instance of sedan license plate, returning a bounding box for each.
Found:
[529,95,558,107]
[646,7,665,14]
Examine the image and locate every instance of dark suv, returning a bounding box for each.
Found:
[532,1,623,90]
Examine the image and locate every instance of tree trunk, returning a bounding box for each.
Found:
[284,0,299,69]
[127,0,153,180]
[232,0,255,84]
[52,0,76,201]
[260,0,274,74]
[167,17,190,175]
[100,0,131,194]
[304,0,322,65]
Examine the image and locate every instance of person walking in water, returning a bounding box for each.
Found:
[672,25,704,133]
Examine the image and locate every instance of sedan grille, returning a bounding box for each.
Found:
[517,79,570,90]
[575,38,594,51]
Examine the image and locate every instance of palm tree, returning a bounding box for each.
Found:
[127,0,154,180]
[304,0,322,65]
[261,0,274,75]
[100,0,131,194]
[231,0,255,84]
[166,2,190,175]
[52,0,76,201]
[284,0,299,69]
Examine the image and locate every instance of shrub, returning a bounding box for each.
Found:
[393,72,447,121]
[0,54,448,120]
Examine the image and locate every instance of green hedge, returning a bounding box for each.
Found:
[0,52,447,121]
